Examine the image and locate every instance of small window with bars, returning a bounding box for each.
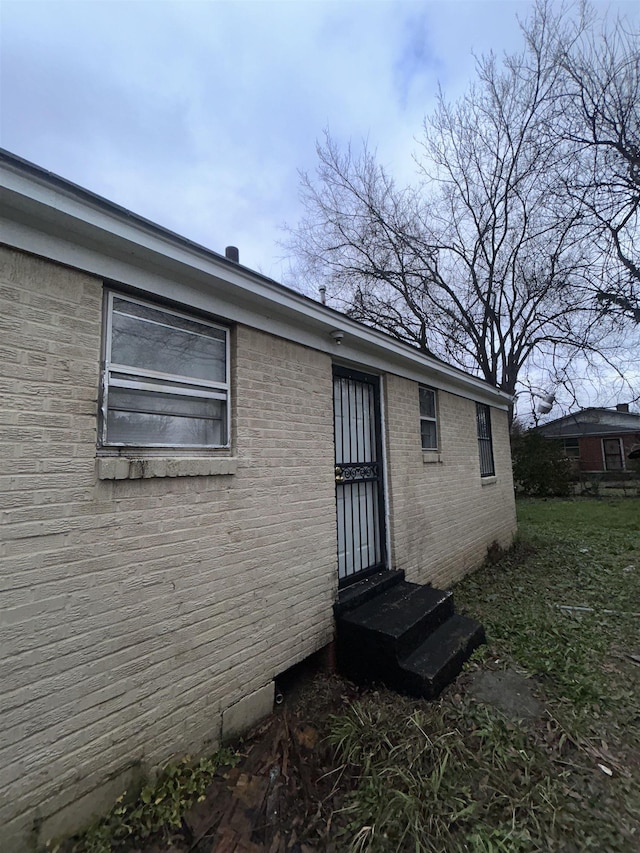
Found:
[419,386,438,450]
[475,403,495,477]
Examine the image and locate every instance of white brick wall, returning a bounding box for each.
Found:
[383,374,517,588]
[0,246,517,851]
[0,247,337,851]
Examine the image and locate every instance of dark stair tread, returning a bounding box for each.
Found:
[334,569,405,617]
[400,614,485,678]
[339,582,453,640]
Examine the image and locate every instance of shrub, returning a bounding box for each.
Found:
[511,430,573,496]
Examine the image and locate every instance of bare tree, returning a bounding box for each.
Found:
[547,2,640,323]
[286,1,634,415]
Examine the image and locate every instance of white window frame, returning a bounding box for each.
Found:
[419,386,438,451]
[99,291,230,449]
[563,437,580,458]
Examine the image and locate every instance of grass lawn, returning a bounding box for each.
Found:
[327,498,640,852]
[63,498,640,853]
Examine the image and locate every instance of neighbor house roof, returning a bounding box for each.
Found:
[0,148,512,409]
[536,407,640,439]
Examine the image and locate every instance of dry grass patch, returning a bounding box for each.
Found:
[328,498,640,851]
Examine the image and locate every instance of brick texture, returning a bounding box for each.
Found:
[578,433,640,472]
[0,246,517,851]
[0,247,337,851]
[383,374,517,588]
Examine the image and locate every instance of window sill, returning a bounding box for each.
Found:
[97,457,238,480]
[422,451,442,464]
[481,475,497,485]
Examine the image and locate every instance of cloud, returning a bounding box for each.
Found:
[2,0,637,280]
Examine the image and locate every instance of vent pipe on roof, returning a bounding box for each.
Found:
[319,285,327,305]
[225,246,239,263]
[616,403,630,413]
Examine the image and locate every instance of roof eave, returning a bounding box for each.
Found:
[0,149,512,409]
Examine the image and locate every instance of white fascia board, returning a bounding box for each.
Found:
[0,160,512,410]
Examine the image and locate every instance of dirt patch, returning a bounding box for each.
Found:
[130,672,359,853]
[467,668,543,723]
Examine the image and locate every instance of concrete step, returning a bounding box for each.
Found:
[398,614,486,699]
[334,569,405,617]
[336,582,455,685]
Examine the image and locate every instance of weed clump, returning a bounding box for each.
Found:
[329,697,568,852]
[55,749,239,853]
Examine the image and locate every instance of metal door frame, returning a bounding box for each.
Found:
[333,365,387,587]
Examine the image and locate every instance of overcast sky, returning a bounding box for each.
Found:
[2,0,638,411]
[4,0,629,278]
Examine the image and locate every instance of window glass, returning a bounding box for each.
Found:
[419,387,438,450]
[420,419,437,450]
[603,438,623,471]
[108,387,222,418]
[419,387,436,419]
[563,438,580,458]
[111,298,226,383]
[107,410,225,446]
[101,293,229,448]
[476,403,495,477]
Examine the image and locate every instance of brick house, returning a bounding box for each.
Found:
[0,150,517,851]
[536,406,640,472]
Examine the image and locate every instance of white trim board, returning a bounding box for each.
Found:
[0,155,512,411]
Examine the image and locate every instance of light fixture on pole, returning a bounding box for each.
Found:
[526,386,556,415]
[534,391,556,414]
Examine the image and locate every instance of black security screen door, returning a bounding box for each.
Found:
[333,366,386,586]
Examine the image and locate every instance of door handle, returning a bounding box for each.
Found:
[335,465,344,483]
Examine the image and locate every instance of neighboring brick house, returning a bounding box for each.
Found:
[0,150,517,851]
[536,406,640,473]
